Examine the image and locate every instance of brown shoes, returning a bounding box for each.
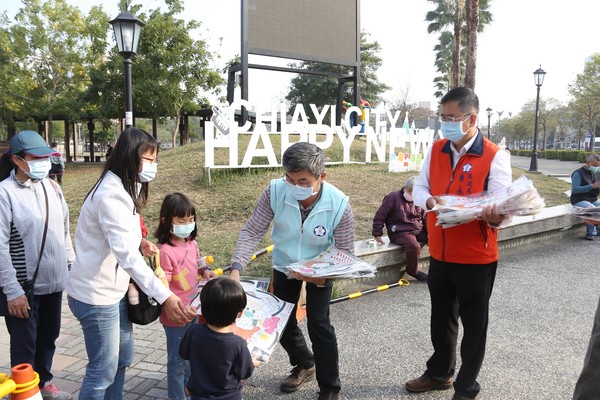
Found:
[280,365,316,392]
[405,373,453,393]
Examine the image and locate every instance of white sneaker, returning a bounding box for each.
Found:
[40,382,73,400]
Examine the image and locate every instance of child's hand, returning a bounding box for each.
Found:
[203,270,218,280]
[252,356,261,368]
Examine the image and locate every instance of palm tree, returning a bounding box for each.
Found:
[426,0,493,94]
[464,0,479,88]
[432,32,455,97]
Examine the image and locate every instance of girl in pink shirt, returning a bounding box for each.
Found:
[155,192,216,400]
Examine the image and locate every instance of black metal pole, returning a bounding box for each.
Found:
[124,58,133,128]
[529,85,541,172]
[487,115,491,140]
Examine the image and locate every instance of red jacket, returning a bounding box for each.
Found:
[427,134,500,264]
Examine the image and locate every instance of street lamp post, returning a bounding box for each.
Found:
[486,107,492,140]
[528,66,546,172]
[110,7,144,128]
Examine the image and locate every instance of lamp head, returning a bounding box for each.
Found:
[533,66,546,87]
[110,11,144,59]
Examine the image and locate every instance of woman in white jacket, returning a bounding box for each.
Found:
[66,127,194,400]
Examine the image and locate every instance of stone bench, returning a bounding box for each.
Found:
[337,205,585,296]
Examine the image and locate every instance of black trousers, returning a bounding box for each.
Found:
[425,257,497,399]
[5,291,63,387]
[273,270,340,393]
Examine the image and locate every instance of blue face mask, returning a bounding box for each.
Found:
[285,180,319,201]
[172,222,195,239]
[590,166,599,174]
[138,161,157,183]
[22,158,51,181]
[440,121,468,143]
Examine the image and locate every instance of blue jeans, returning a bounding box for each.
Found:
[164,322,195,400]
[68,296,134,400]
[574,200,600,235]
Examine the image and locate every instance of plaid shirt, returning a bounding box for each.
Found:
[231,185,355,270]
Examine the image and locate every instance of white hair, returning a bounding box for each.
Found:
[404,175,417,189]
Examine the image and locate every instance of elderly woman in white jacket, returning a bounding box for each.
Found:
[0,130,75,400]
[66,127,194,400]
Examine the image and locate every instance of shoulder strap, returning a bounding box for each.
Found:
[31,182,49,285]
[47,178,61,197]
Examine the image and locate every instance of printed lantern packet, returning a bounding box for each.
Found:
[190,278,293,362]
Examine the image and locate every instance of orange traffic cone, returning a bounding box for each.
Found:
[9,364,42,400]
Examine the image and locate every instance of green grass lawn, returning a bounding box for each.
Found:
[60,141,572,277]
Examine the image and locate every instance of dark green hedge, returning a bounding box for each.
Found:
[510,149,589,163]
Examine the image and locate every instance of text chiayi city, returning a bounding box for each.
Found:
[205,99,436,169]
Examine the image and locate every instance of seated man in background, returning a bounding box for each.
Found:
[372,175,428,282]
[571,154,600,240]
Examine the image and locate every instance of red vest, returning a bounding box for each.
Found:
[427,135,500,264]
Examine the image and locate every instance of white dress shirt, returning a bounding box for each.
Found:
[413,131,512,211]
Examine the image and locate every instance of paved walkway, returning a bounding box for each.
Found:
[510,155,581,183]
[3,234,597,400]
[0,155,593,400]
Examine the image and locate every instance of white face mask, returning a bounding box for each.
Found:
[21,158,51,181]
[285,180,319,201]
[138,161,157,183]
[403,191,413,202]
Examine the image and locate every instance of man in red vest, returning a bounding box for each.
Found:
[406,87,512,400]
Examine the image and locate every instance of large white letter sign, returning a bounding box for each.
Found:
[309,125,334,150]
[365,125,386,163]
[241,123,278,167]
[205,121,239,168]
[203,100,431,173]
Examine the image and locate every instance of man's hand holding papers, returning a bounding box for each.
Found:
[276,247,377,280]
[430,176,545,228]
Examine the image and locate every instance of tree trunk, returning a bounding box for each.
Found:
[452,0,465,88]
[47,114,53,143]
[464,0,479,89]
[171,111,180,149]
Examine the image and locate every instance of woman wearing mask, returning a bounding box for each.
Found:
[0,130,75,400]
[66,127,194,400]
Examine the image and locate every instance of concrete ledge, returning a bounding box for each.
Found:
[335,205,585,296]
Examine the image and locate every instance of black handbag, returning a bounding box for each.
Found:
[0,182,49,317]
[126,255,163,325]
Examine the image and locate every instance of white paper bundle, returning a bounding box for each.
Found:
[431,176,546,228]
[277,246,377,279]
[572,206,600,222]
